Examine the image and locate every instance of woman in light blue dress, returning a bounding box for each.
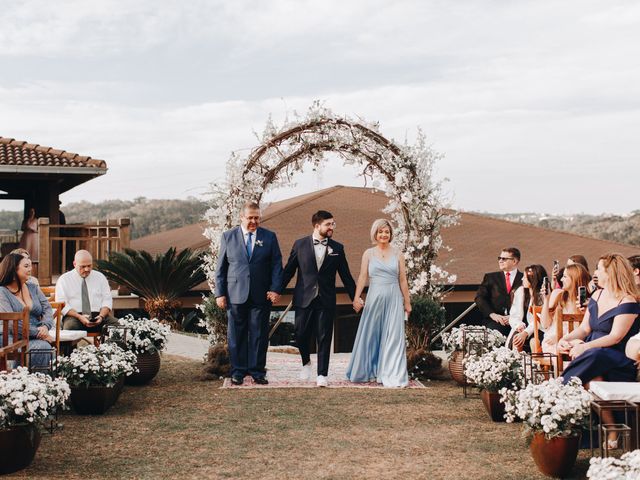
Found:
[346,219,411,387]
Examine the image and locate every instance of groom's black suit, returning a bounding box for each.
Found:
[282,235,356,376]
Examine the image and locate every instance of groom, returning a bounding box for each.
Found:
[281,210,357,387]
[215,202,283,385]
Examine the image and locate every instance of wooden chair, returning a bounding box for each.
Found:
[0,307,30,371]
[530,305,543,354]
[45,291,100,347]
[41,286,56,300]
[49,300,85,355]
[555,311,585,374]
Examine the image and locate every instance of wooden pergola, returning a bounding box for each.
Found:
[0,136,108,224]
[0,136,131,285]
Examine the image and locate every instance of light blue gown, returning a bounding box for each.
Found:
[346,252,409,387]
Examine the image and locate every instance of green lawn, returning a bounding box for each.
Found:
[10,355,592,479]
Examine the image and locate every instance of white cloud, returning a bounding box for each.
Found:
[0,0,639,214]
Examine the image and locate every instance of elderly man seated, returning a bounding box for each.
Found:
[55,250,119,333]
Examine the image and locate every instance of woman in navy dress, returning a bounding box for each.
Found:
[558,253,640,448]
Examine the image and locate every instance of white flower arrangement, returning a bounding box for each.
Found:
[0,367,70,429]
[57,343,138,388]
[441,324,505,359]
[464,347,524,392]
[587,450,640,479]
[201,103,459,345]
[500,377,592,438]
[109,315,171,355]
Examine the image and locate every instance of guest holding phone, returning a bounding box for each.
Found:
[540,263,591,354]
[558,253,640,449]
[506,264,548,352]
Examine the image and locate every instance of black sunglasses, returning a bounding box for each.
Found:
[498,256,515,261]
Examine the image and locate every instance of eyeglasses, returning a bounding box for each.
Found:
[498,256,515,261]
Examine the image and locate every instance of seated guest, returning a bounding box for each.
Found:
[624,255,640,361]
[11,248,40,286]
[558,253,640,449]
[475,247,523,337]
[55,250,119,333]
[0,253,55,369]
[629,255,640,286]
[506,264,548,352]
[540,264,591,354]
[567,254,589,272]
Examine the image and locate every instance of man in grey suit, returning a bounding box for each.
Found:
[215,202,283,385]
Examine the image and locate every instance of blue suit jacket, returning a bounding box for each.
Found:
[214,226,283,305]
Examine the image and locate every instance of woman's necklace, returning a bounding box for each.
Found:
[376,246,391,260]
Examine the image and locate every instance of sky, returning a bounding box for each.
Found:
[1,0,639,214]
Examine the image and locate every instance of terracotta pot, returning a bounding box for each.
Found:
[529,431,580,478]
[448,350,467,386]
[480,389,506,422]
[70,377,124,415]
[125,351,161,385]
[0,423,41,474]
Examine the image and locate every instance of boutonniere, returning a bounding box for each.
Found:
[256,240,264,247]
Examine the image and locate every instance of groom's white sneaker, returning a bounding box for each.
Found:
[300,361,313,381]
[316,375,328,387]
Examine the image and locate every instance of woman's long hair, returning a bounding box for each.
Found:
[599,253,640,300]
[524,264,549,307]
[568,254,589,272]
[0,253,26,290]
[558,264,591,309]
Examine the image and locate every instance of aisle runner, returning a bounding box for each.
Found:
[221,352,425,389]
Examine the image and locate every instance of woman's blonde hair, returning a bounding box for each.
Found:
[370,219,394,244]
[599,253,640,300]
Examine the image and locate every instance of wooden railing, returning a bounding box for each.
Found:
[37,217,130,285]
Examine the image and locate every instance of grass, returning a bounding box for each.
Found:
[10,355,592,480]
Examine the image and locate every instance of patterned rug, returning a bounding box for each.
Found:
[221,352,425,389]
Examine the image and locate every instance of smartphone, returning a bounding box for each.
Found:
[553,259,560,271]
[578,286,588,306]
[542,276,550,291]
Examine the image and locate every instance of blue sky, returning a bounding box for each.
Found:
[1,0,639,214]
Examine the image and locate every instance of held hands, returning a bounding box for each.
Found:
[512,331,527,349]
[352,297,364,313]
[569,342,589,359]
[36,325,49,340]
[266,291,280,304]
[216,296,227,309]
[490,313,510,326]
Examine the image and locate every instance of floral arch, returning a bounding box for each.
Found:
[203,103,457,302]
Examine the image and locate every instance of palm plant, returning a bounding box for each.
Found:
[96,247,206,325]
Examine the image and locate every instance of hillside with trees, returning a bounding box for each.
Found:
[2,199,639,246]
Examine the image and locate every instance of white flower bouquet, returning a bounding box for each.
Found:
[0,367,70,429]
[108,315,171,355]
[464,347,524,392]
[57,343,138,388]
[441,324,505,358]
[587,450,640,479]
[500,377,591,438]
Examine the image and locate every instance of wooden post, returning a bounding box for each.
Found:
[119,218,131,250]
[38,217,51,285]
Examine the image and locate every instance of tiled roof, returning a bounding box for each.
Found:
[0,137,107,169]
[131,186,640,288]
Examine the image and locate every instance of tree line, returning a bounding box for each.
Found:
[1,199,639,246]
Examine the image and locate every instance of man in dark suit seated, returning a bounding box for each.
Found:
[214,202,283,386]
[474,247,523,337]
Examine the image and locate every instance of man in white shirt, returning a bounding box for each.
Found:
[55,250,119,332]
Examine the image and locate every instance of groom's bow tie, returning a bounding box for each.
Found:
[313,239,328,246]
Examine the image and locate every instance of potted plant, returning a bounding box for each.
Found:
[587,450,640,479]
[441,324,505,385]
[464,347,524,421]
[0,367,70,474]
[501,377,591,478]
[406,295,446,379]
[57,343,138,414]
[106,315,171,385]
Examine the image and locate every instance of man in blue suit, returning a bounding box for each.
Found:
[215,202,283,385]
